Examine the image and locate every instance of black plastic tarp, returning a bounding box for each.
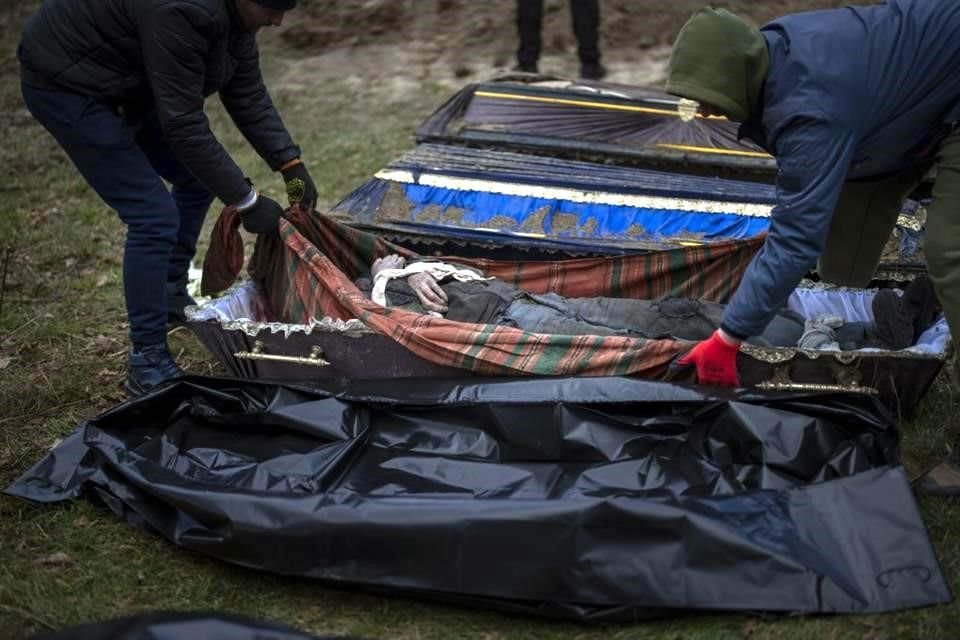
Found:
[6,376,951,621]
[29,612,350,640]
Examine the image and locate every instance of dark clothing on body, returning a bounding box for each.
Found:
[356,275,805,347]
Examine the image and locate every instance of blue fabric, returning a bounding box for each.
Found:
[403,184,770,241]
[723,0,960,339]
[21,82,214,348]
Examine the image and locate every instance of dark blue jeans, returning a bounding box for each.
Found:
[21,82,214,348]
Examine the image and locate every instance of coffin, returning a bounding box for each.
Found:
[190,79,942,415]
[414,76,777,178]
[331,143,927,280]
[189,209,947,417]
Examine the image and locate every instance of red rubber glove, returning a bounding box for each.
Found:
[676,329,741,386]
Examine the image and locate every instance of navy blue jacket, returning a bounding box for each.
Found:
[723,0,960,339]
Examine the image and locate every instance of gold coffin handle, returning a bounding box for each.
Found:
[755,380,880,394]
[234,340,331,368]
[754,362,879,395]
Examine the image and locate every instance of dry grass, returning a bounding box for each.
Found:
[2,2,959,638]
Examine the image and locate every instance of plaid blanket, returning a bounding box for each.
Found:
[203,207,763,377]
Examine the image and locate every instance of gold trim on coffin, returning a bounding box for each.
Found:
[741,346,877,393]
[739,343,945,394]
[754,365,879,395]
[230,336,938,393]
[234,340,331,367]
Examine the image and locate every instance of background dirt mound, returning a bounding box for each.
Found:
[276,0,848,90]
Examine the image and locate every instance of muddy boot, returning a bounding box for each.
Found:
[125,343,184,397]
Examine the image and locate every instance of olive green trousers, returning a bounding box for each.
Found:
[818,130,960,354]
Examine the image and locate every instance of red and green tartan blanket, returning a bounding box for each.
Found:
[203,207,763,378]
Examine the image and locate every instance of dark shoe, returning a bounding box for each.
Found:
[917,458,960,497]
[872,289,914,349]
[580,62,607,80]
[512,62,538,73]
[125,344,184,397]
[901,275,941,340]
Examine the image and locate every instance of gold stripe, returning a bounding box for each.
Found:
[473,91,773,158]
[474,90,684,117]
[655,142,772,159]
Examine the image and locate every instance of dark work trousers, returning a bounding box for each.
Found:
[21,82,214,348]
[516,0,601,68]
[818,129,960,359]
[501,293,805,347]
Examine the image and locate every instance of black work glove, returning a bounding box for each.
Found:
[239,194,285,234]
[281,160,318,211]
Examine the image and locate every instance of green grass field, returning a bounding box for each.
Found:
[2,5,960,638]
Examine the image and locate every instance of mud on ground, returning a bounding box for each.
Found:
[273,0,850,95]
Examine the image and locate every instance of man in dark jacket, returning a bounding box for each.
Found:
[18,0,316,396]
[664,1,960,391]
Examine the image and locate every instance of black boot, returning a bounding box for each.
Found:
[125,343,184,397]
[580,62,606,80]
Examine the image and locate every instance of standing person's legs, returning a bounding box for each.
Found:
[21,82,185,394]
[911,129,960,495]
[515,0,543,72]
[134,110,215,323]
[925,130,960,363]
[817,165,928,286]
[569,0,604,79]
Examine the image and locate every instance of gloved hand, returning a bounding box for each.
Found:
[281,159,318,211]
[238,193,285,234]
[408,271,448,314]
[676,329,741,386]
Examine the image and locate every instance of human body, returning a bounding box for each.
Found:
[358,255,806,346]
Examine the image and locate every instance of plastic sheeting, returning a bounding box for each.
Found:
[7,376,950,622]
[29,612,344,640]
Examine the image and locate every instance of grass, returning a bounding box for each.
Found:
[2,4,960,638]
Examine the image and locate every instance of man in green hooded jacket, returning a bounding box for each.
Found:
[666,1,960,494]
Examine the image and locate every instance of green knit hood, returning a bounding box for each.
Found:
[665,8,769,122]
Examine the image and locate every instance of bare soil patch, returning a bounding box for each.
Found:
[271,0,850,95]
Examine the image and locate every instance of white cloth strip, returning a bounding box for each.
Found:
[371,261,492,307]
[375,169,773,218]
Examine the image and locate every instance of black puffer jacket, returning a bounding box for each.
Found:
[18,0,300,205]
